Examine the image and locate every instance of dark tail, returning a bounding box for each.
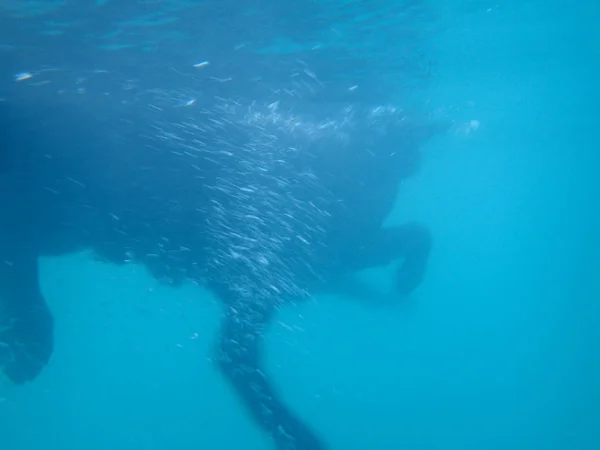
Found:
[215,291,326,450]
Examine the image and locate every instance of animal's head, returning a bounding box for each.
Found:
[343,106,450,181]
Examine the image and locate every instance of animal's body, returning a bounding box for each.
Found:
[0,92,438,449]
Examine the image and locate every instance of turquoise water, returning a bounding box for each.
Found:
[1,1,599,449]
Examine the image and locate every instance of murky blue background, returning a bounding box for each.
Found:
[1,1,599,449]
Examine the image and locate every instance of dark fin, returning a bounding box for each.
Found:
[216,295,326,450]
[0,238,54,384]
[393,223,433,296]
[345,222,433,297]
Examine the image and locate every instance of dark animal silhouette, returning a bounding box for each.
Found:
[0,94,438,450]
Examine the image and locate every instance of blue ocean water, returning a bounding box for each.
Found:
[1,1,599,450]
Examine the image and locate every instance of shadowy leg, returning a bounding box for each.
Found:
[347,222,433,297]
[216,294,325,450]
[0,236,54,384]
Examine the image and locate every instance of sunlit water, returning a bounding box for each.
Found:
[1,1,599,450]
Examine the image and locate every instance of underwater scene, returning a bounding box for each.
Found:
[0,1,598,449]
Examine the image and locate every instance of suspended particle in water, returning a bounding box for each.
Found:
[468,119,480,131]
[14,72,33,82]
